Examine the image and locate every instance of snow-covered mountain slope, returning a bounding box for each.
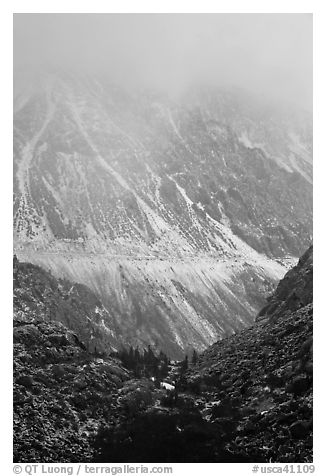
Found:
[13,72,312,357]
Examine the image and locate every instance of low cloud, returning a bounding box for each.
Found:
[14,13,312,110]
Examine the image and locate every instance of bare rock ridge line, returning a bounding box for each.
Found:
[14,72,312,356]
[256,245,313,322]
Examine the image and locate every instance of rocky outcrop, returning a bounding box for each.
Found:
[256,245,312,321]
[13,316,134,462]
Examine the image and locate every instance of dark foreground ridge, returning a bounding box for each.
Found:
[14,318,131,462]
[13,247,312,462]
[183,246,313,462]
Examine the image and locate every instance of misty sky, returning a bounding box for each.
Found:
[13,13,312,110]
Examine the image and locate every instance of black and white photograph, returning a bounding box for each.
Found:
[10,7,316,470]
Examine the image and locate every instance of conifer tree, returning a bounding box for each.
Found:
[191,349,198,365]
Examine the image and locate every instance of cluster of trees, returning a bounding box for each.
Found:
[180,350,199,373]
[112,345,170,380]
[112,345,200,389]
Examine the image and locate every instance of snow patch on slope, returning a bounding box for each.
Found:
[16,80,56,203]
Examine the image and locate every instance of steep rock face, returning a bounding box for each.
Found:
[13,72,312,356]
[13,73,312,256]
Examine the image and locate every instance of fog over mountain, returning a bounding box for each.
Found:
[13,13,313,464]
[13,14,312,357]
[14,14,312,110]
